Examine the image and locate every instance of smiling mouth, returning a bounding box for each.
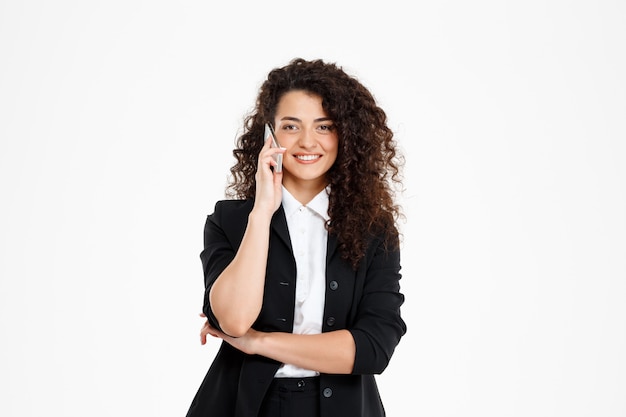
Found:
[295,154,321,161]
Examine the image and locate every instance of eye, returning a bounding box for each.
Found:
[317,124,335,132]
[280,124,298,131]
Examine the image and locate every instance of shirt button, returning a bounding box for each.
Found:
[297,380,305,388]
[323,387,333,398]
[329,280,338,290]
[326,316,336,326]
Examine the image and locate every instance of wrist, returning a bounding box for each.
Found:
[250,329,267,356]
[248,207,273,226]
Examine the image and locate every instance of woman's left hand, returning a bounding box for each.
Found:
[199,313,259,355]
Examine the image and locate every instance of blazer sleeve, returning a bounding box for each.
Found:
[199,200,249,332]
[348,236,407,375]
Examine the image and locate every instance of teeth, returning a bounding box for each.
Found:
[296,155,320,161]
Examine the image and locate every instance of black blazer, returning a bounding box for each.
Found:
[186,200,406,417]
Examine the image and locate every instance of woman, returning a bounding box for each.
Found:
[186,58,406,417]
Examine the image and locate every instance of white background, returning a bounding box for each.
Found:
[1,1,625,416]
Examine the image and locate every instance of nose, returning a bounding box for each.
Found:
[297,127,316,149]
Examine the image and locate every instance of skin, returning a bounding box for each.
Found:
[274,90,339,205]
[203,90,356,374]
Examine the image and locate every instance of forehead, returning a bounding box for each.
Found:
[275,90,327,118]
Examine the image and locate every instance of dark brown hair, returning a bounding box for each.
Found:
[227,58,404,268]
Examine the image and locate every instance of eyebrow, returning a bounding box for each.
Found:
[279,116,333,123]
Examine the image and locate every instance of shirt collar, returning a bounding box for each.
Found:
[282,186,330,221]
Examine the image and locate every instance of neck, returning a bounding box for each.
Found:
[283,179,327,205]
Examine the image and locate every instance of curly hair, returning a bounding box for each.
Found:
[227,58,404,268]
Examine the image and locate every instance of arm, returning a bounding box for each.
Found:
[202,235,406,375]
[349,238,406,375]
[202,322,356,374]
[208,210,272,337]
[206,137,285,337]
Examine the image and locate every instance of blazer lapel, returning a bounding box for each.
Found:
[270,205,292,251]
[326,232,339,262]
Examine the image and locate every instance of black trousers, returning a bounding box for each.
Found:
[258,377,320,417]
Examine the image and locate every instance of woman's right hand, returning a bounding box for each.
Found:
[252,136,285,216]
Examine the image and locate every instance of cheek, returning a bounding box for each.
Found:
[325,136,339,152]
[329,138,339,160]
[325,148,339,168]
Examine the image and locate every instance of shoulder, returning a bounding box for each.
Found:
[203,200,254,248]
[210,199,254,221]
[213,199,253,210]
[360,223,401,270]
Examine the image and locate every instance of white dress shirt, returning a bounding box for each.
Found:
[274,186,329,378]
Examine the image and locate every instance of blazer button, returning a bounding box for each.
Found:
[326,316,336,326]
[323,387,333,398]
[329,280,338,290]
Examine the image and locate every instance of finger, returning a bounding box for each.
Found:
[273,170,284,190]
[260,148,285,165]
[200,322,210,344]
[266,150,286,174]
[261,135,273,150]
[201,321,220,336]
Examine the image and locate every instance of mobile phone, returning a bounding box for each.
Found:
[264,123,282,173]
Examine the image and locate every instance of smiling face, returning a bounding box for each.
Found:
[273,90,339,202]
